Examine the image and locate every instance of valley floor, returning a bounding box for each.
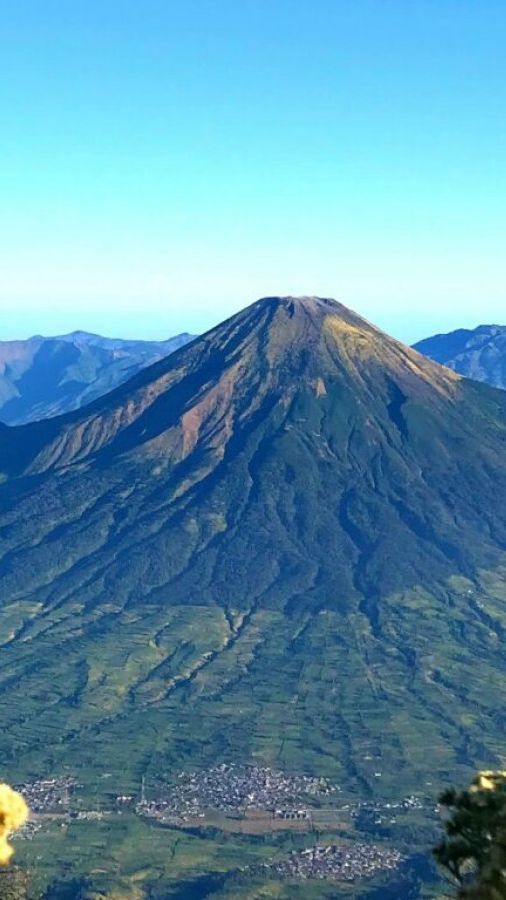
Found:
[9,767,443,898]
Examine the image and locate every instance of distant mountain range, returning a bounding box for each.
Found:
[1,294,506,830]
[414,324,506,389]
[0,330,195,425]
[3,321,505,430]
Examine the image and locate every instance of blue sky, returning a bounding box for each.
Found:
[1,0,505,342]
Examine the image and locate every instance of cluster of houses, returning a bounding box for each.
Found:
[262,842,404,882]
[136,763,338,823]
[17,776,76,813]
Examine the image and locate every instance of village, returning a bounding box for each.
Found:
[134,763,339,825]
[13,769,430,833]
[12,768,418,884]
[259,842,404,882]
[17,776,77,814]
[133,763,430,831]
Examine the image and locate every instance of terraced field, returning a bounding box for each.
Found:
[2,296,506,896]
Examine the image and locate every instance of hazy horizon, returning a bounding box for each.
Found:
[0,298,503,346]
[1,1,505,346]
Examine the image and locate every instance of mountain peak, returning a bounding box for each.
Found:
[252,294,373,329]
[260,294,344,311]
[213,295,382,369]
[2,296,506,818]
[0,293,468,481]
[225,295,456,401]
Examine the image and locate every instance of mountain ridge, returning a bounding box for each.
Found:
[414,322,506,390]
[0,329,195,425]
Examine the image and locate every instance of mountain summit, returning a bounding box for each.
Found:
[1,296,506,801]
[0,295,466,476]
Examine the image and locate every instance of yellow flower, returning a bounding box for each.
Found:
[0,783,29,866]
[469,771,506,793]
[478,776,495,791]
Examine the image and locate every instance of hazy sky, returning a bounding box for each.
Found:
[1,0,505,343]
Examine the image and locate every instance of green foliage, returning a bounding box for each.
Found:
[0,868,31,900]
[434,772,506,898]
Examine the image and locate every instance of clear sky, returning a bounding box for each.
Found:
[1,0,505,343]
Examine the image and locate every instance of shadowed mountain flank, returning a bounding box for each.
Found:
[1,296,506,798]
[0,330,195,425]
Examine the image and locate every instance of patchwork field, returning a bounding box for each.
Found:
[2,297,506,896]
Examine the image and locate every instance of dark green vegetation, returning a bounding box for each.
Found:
[414,324,506,390]
[2,295,506,895]
[435,771,506,898]
[0,330,194,424]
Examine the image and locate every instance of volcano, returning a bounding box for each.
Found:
[1,296,506,798]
